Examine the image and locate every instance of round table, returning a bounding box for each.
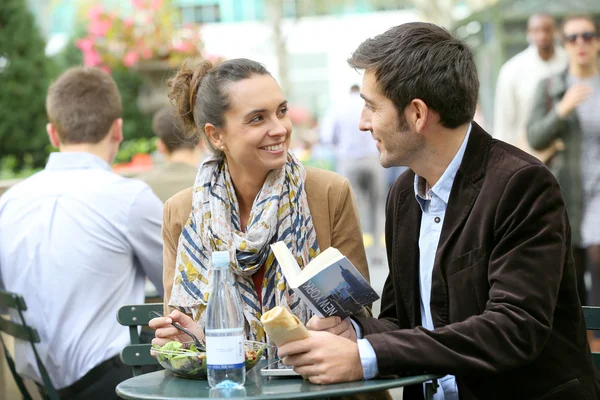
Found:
[116,362,440,399]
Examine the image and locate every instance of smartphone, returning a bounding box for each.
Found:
[260,359,300,377]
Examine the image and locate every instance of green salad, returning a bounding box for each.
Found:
[152,340,267,379]
[153,341,207,378]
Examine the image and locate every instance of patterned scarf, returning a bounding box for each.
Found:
[168,152,319,344]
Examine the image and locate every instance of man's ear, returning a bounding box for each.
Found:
[409,99,429,133]
[46,123,60,148]
[111,118,123,144]
[156,138,168,155]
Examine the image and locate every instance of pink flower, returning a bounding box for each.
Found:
[141,47,153,59]
[123,51,139,67]
[99,65,112,74]
[75,38,94,52]
[83,49,102,66]
[131,0,145,9]
[88,5,104,20]
[150,0,163,10]
[89,19,112,36]
[172,41,195,53]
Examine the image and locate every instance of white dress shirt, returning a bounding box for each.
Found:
[0,152,164,389]
[356,124,472,400]
[320,92,379,160]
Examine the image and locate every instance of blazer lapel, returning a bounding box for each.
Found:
[430,122,489,327]
[393,182,423,328]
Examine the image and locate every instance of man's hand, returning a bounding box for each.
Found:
[278,331,364,384]
[306,315,357,342]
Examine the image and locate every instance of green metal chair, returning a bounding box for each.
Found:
[583,306,600,368]
[0,290,59,400]
[116,303,163,376]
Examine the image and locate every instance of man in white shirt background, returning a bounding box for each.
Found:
[320,84,386,259]
[493,13,567,156]
[0,67,164,399]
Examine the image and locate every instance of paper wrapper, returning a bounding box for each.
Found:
[260,306,310,347]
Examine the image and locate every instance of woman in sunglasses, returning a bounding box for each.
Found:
[527,14,599,306]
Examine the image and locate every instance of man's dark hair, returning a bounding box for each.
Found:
[46,67,122,144]
[152,106,198,153]
[348,22,479,129]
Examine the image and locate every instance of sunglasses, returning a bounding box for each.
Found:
[565,31,597,43]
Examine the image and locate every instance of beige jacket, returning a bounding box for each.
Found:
[162,167,370,313]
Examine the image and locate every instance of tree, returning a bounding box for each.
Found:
[0,0,56,170]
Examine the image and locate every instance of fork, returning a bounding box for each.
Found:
[149,310,206,351]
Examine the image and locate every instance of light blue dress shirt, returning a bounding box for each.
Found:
[0,152,164,388]
[356,124,471,400]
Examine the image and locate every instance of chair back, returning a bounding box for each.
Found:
[0,290,59,400]
[583,306,600,368]
[117,303,163,376]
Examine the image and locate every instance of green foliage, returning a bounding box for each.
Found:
[0,0,56,170]
[115,137,156,164]
[111,68,153,142]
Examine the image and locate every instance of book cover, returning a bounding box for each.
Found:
[271,242,380,319]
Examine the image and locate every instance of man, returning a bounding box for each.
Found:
[137,106,204,203]
[493,13,567,159]
[278,22,600,400]
[0,67,164,399]
[320,84,386,254]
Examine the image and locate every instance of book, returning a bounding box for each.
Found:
[270,241,380,319]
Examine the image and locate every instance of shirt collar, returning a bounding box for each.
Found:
[45,152,112,172]
[525,44,563,63]
[414,123,472,206]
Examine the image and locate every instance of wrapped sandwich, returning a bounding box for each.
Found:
[260,306,310,347]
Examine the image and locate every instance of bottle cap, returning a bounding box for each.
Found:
[211,251,230,267]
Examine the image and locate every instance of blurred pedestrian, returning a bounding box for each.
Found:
[527,14,600,307]
[0,67,164,399]
[138,106,205,203]
[321,84,386,255]
[494,13,567,160]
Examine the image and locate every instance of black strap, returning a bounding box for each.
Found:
[14,307,60,400]
[0,333,34,400]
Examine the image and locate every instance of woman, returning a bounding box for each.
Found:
[150,58,372,351]
[527,15,599,308]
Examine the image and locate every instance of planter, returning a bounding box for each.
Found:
[133,59,179,114]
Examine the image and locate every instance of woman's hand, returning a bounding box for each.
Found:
[557,83,592,118]
[149,310,204,347]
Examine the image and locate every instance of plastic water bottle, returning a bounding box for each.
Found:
[206,251,246,388]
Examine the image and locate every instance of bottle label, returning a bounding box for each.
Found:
[206,332,245,370]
